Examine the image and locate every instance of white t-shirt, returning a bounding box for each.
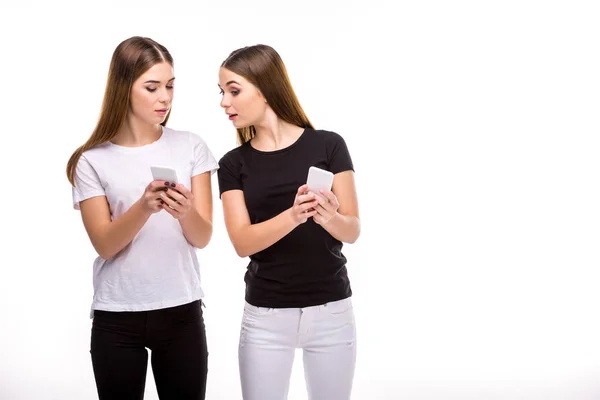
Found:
[72,126,218,316]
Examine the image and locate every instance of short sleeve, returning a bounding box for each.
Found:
[191,134,219,177]
[72,154,106,210]
[217,150,242,198]
[327,132,354,174]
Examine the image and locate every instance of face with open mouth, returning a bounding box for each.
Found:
[130,61,174,125]
[218,67,268,129]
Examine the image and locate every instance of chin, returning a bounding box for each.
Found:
[232,120,250,129]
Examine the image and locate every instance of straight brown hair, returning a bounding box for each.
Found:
[66,36,173,186]
[221,45,313,145]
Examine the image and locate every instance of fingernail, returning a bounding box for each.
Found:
[170,183,176,188]
[164,181,170,185]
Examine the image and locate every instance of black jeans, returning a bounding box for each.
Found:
[90,300,208,400]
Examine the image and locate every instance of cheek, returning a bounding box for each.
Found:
[131,90,153,111]
[252,98,267,116]
[243,97,263,116]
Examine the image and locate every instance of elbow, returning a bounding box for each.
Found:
[195,232,213,250]
[91,239,114,260]
[89,231,117,260]
[96,247,116,261]
[231,240,250,258]
[234,245,250,258]
[346,233,360,244]
[200,224,214,249]
[347,219,361,244]
[229,232,251,258]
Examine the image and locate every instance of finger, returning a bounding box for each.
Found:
[162,202,179,217]
[306,209,318,219]
[159,192,180,211]
[150,199,163,211]
[147,192,164,204]
[319,190,337,203]
[313,214,322,224]
[296,192,316,205]
[297,184,309,196]
[172,183,192,198]
[299,200,319,212]
[320,192,339,210]
[317,198,335,214]
[149,181,167,191]
[315,204,329,215]
[165,188,185,203]
[313,194,327,206]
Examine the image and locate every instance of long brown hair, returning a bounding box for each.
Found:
[66,36,173,186]
[221,45,313,145]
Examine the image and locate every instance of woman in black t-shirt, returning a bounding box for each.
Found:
[217,45,361,400]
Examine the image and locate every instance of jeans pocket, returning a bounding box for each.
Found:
[239,303,280,347]
[324,298,353,317]
[243,302,276,317]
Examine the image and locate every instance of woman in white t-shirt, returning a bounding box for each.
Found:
[66,36,218,400]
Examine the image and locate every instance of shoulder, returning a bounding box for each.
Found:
[307,128,346,144]
[218,144,245,166]
[78,141,112,167]
[162,126,209,148]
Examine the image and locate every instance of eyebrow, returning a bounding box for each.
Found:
[144,77,176,84]
[218,80,241,89]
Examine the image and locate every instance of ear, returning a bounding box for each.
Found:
[257,89,268,104]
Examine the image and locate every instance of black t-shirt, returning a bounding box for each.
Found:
[217,127,354,308]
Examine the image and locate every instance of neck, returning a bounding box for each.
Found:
[252,110,304,151]
[113,115,163,147]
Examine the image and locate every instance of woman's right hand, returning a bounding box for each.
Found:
[139,180,169,214]
[290,184,319,224]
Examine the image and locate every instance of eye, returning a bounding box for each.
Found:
[231,90,239,96]
[146,87,157,93]
[219,89,224,95]
[166,85,174,90]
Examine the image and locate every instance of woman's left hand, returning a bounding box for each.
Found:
[312,190,340,226]
[159,182,194,220]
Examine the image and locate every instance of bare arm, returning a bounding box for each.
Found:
[221,184,319,257]
[80,198,152,260]
[312,170,361,243]
[174,172,214,249]
[79,181,165,260]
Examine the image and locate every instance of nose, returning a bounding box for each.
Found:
[159,87,172,104]
[220,94,230,109]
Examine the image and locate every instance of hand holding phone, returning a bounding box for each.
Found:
[150,165,178,184]
[290,184,319,224]
[305,166,342,226]
[306,166,334,198]
[150,165,179,210]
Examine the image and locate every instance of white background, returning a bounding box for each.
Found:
[1,1,599,399]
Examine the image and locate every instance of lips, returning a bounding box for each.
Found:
[228,113,238,120]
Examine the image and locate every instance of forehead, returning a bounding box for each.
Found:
[218,67,248,86]
[138,62,174,81]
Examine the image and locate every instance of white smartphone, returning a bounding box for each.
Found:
[150,165,178,183]
[306,166,334,197]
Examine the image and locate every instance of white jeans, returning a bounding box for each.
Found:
[238,297,356,400]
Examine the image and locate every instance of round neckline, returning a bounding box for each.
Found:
[107,125,167,153]
[246,127,309,155]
